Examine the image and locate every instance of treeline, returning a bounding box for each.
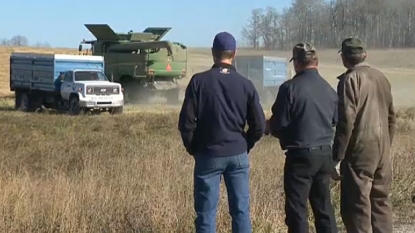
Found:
[241,0,415,50]
[0,35,50,48]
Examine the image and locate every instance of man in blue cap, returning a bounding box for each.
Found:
[178,32,266,233]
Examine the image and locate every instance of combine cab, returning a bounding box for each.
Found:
[78,24,187,104]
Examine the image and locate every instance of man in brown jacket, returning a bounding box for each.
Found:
[332,38,396,233]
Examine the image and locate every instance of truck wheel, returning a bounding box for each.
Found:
[109,107,123,115]
[14,91,21,110]
[69,96,82,115]
[16,92,29,112]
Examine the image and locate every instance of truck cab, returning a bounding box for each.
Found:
[58,69,124,114]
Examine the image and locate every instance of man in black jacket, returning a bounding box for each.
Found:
[178,31,265,233]
[266,42,339,233]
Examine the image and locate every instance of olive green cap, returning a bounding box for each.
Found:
[338,37,366,55]
[289,42,317,62]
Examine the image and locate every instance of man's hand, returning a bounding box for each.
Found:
[264,119,271,135]
[331,161,342,181]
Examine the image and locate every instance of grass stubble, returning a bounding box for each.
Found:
[0,106,413,232]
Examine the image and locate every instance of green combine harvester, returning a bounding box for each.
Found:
[78,24,188,104]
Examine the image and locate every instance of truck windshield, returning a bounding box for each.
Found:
[74,71,108,81]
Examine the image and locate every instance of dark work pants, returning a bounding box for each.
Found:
[284,145,338,233]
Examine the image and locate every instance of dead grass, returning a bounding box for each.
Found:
[0,110,413,232]
[0,46,414,232]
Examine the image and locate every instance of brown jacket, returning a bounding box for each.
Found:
[332,62,396,162]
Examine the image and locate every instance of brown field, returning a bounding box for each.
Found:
[0,46,414,232]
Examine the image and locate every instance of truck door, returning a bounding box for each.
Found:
[61,71,73,100]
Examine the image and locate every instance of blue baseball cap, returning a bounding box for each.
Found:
[212,32,236,51]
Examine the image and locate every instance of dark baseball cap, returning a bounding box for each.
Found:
[289,42,317,62]
[338,37,366,54]
[212,32,236,51]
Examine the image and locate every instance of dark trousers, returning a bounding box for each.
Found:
[284,145,338,233]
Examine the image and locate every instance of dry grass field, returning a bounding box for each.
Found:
[0,46,414,232]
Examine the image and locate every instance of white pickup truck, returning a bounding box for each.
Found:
[10,53,124,115]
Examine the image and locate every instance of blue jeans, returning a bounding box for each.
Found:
[193,152,251,233]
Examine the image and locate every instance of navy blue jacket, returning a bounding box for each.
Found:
[178,63,266,157]
[269,68,338,150]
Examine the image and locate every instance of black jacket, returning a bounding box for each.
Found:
[269,68,338,150]
[178,63,266,156]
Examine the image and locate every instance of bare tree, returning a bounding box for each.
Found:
[9,35,29,47]
[259,7,279,49]
[0,35,52,48]
[0,38,10,46]
[242,0,415,49]
[241,8,263,49]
